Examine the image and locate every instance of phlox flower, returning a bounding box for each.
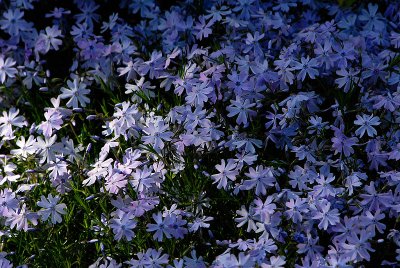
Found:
[38,110,63,138]
[215,252,254,268]
[253,196,276,223]
[335,68,360,93]
[139,50,164,79]
[45,7,71,19]
[0,159,20,185]
[312,201,340,230]
[74,1,100,28]
[354,114,380,138]
[5,203,38,231]
[291,56,319,81]
[261,256,286,268]
[331,216,358,243]
[331,127,358,157]
[125,77,155,101]
[129,0,156,17]
[146,212,174,241]
[109,210,137,241]
[240,166,276,196]
[35,25,63,56]
[373,92,400,112]
[112,101,141,138]
[244,31,264,56]
[127,248,169,268]
[0,9,29,36]
[0,188,19,217]
[341,230,375,262]
[211,159,238,189]
[34,135,60,164]
[0,107,27,140]
[183,250,207,268]
[360,210,386,236]
[142,119,173,152]
[185,81,213,107]
[235,206,257,232]
[90,257,121,268]
[285,197,309,223]
[37,194,67,224]
[0,254,13,268]
[194,16,213,41]
[226,97,256,127]
[188,216,213,232]
[0,56,18,84]
[59,78,90,108]
[130,165,161,193]
[105,170,128,194]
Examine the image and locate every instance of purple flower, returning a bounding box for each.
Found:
[0,56,17,84]
[285,197,308,223]
[240,166,276,196]
[360,182,392,212]
[235,205,257,232]
[185,82,213,107]
[105,172,128,194]
[312,201,340,230]
[360,210,386,236]
[109,210,137,241]
[342,230,375,261]
[35,25,63,56]
[226,97,256,127]
[373,92,400,112]
[5,203,38,231]
[188,216,213,233]
[291,56,319,81]
[253,196,276,223]
[194,16,213,41]
[0,9,29,36]
[335,68,360,93]
[37,194,67,224]
[146,212,174,241]
[38,110,63,138]
[331,127,358,157]
[211,159,238,189]
[142,119,173,152]
[354,114,380,138]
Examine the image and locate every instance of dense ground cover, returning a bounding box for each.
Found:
[0,0,400,267]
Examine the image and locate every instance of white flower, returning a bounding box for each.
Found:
[0,56,17,84]
[59,78,90,108]
[34,135,60,164]
[0,107,27,140]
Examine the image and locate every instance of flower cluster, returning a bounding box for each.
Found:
[0,0,400,267]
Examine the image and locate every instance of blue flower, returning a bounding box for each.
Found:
[354,114,380,138]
